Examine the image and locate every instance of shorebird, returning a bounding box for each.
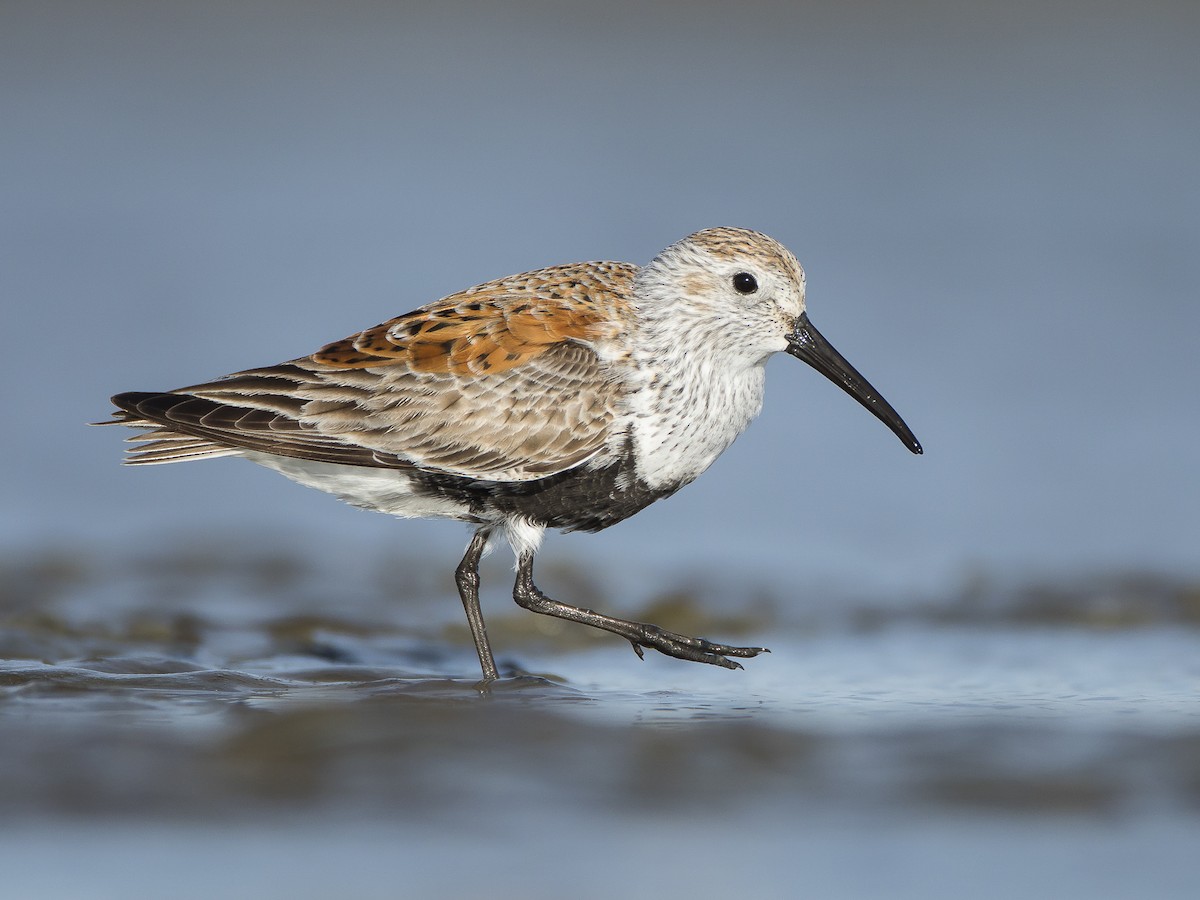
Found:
[101,227,921,679]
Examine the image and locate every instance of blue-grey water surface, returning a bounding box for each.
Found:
[3,546,1199,898]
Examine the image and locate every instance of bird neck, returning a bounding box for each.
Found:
[625,312,768,492]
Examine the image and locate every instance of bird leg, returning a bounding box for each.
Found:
[455,528,498,681]
[512,552,768,670]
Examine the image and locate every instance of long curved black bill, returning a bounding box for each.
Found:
[786,312,922,454]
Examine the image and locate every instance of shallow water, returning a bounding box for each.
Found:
[2,548,1199,898]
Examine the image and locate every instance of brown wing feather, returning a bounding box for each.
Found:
[312,261,635,376]
[111,261,639,481]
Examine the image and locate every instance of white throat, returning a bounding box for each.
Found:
[624,314,769,492]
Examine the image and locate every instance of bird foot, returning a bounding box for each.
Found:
[628,624,769,670]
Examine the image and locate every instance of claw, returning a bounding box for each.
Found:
[708,655,741,671]
[629,640,645,660]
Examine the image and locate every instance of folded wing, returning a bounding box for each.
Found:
[108,262,638,482]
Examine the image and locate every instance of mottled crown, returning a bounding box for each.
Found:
[691,224,801,267]
[680,226,805,283]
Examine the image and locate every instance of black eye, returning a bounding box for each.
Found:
[732,272,758,294]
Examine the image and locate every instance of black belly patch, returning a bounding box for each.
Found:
[410,454,680,533]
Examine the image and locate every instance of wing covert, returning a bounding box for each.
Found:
[116,261,638,481]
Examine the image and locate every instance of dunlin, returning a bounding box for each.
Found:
[101,227,921,679]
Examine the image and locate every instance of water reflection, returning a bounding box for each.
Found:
[3,542,1199,897]
[3,544,1199,820]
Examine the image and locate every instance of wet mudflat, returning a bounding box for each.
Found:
[2,545,1199,899]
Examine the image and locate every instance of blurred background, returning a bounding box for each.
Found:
[2,1,1198,898]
